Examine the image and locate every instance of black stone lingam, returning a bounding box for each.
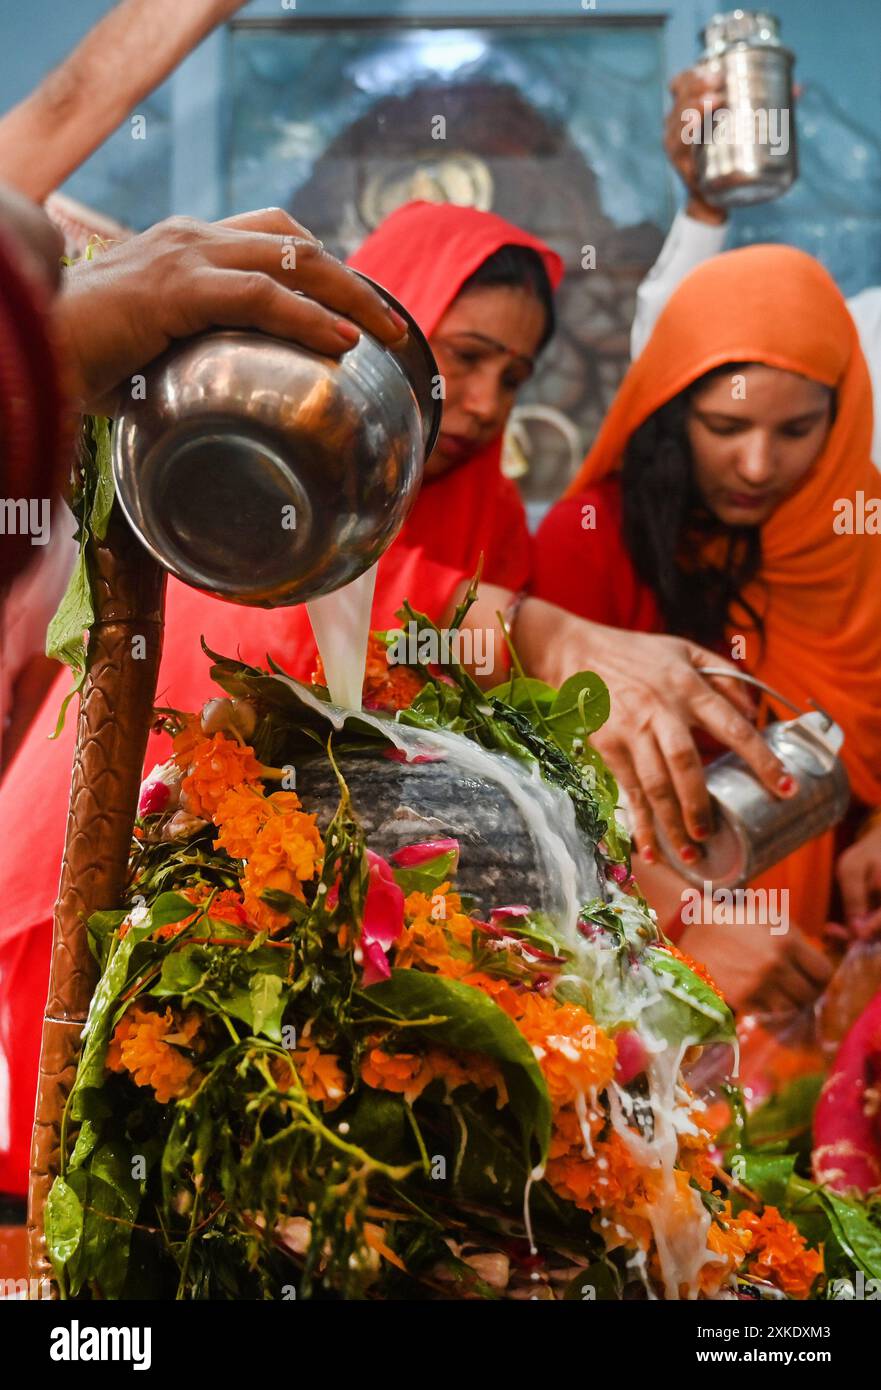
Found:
[295,746,604,921]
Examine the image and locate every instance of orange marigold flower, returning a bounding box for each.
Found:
[208,889,249,927]
[458,970,526,1021]
[700,1203,754,1295]
[360,1044,429,1101]
[241,807,324,933]
[423,1047,508,1107]
[172,714,203,768]
[214,785,272,857]
[181,733,263,819]
[546,1129,647,1215]
[313,634,424,713]
[515,994,617,1106]
[106,1003,202,1103]
[290,1045,348,1108]
[740,1206,823,1299]
[359,1038,506,1107]
[404,885,464,921]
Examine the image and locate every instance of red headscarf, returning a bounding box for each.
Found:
[0,201,562,1193]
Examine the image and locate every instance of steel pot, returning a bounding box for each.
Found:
[695,9,798,208]
[111,277,442,607]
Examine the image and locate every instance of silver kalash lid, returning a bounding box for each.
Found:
[701,10,784,56]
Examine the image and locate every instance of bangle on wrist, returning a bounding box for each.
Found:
[498,590,527,673]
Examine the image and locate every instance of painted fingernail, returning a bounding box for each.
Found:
[334,318,361,344]
[777,774,798,797]
[642,847,656,865]
[693,820,710,840]
[386,307,409,335]
[680,844,699,864]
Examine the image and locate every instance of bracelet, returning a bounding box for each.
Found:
[498,590,527,673]
[502,589,527,640]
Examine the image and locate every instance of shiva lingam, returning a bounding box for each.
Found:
[27,282,441,1285]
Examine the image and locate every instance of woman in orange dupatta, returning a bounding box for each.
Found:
[534,244,881,1011]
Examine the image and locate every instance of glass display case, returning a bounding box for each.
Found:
[227,15,670,502]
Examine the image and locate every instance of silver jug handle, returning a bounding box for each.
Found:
[698,666,836,732]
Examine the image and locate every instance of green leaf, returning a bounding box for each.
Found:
[45,1177,84,1278]
[644,946,735,1045]
[87,908,129,968]
[359,969,551,1162]
[746,1074,825,1149]
[45,416,115,736]
[149,892,197,931]
[485,676,557,718]
[562,1259,621,1300]
[819,1191,881,1280]
[344,1089,412,1165]
[391,847,459,897]
[157,949,203,996]
[89,415,115,541]
[545,671,611,748]
[79,1141,144,1299]
[731,1150,796,1208]
[249,973,284,1040]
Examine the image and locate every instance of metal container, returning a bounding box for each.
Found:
[111,277,442,608]
[696,9,798,208]
[657,673,849,889]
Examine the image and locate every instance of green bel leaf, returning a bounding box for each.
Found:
[45,1176,84,1278]
[485,676,558,718]
[644,946,735,1045]
[360,969,552,1163]
[731,1150,796,1209]
[544,672,611,750]
[249,973,285,1041]
[819,1190,881,1281]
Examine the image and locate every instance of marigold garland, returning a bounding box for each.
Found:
[107,1003,203,1103]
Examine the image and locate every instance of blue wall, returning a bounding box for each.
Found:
[0,0,879,291]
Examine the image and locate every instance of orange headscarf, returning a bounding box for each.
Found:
[567,244,881,931]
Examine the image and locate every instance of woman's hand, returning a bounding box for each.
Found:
[53,207,409,414]
[746,927,834,1014]
[664,66,728,227]
[518,603,790,865]
[453,588,791,863]
[836,822,881,938]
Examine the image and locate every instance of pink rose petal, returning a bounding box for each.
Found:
[391,838,459,869]
[360,850,405,986]
[361,937,393,987]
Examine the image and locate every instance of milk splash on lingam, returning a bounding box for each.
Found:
[305,562,378,711]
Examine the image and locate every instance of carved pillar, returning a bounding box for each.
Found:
[27,504,165,1285]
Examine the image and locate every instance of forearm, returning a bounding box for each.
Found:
[631,208,729,360]
[443,584,604,689]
